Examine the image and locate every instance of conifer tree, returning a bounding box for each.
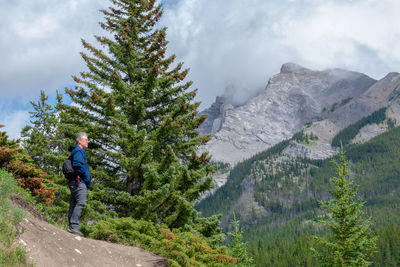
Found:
[311,149,377,266]
[228,215,255,267]
[58,0,214,228]
[21,90,65,174]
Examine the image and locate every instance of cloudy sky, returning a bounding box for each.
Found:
[1,0,400,138]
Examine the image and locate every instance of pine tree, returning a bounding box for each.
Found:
[21,90,65,174]
[311,149,377,266]
[228,215,255,267]
[58,0,214,228]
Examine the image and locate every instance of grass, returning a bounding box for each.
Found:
[0,168,34,267]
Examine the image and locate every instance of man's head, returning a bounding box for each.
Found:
[76,132,89,150]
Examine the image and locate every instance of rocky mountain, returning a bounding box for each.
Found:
[197,63,400,266]
[199,63,400,165]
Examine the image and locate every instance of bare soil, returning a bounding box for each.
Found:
[11,196,167,267]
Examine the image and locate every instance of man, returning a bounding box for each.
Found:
[67,132,91,236]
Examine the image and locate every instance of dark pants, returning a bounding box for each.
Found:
[68,180,87,230]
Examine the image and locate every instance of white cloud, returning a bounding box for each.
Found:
[1,110,30,139]
[279,1,400,72]
[2,0,400,135]
[162,0,400,108]
[0,0,108,102]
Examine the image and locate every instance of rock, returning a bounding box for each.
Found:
[200,63,376,165]
[327,72,400,128]
[351,123,388,144]
[280,62,312,74]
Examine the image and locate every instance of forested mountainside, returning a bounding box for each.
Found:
[197,122,400,266]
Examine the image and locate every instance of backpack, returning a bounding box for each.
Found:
[62,158,75,180]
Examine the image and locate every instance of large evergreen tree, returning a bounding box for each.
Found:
[311,149,377,266]
[59,0,214,228]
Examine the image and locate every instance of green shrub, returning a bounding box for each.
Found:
[0,128,56,205]
[83,217,236,267]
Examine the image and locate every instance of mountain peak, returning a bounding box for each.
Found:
[280,62,311,74]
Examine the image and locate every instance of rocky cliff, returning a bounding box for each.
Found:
[200,63,381,165]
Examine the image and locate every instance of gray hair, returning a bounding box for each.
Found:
[76,132,88,143]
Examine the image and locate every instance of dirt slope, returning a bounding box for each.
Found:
[12,197,167,267]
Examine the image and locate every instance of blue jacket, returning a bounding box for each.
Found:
[68,145,91,188]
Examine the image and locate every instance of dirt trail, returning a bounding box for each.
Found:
[12,196,167,267]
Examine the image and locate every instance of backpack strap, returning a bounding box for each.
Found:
[69,148,78,160]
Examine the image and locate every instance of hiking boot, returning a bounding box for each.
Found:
[67,227,84,237]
